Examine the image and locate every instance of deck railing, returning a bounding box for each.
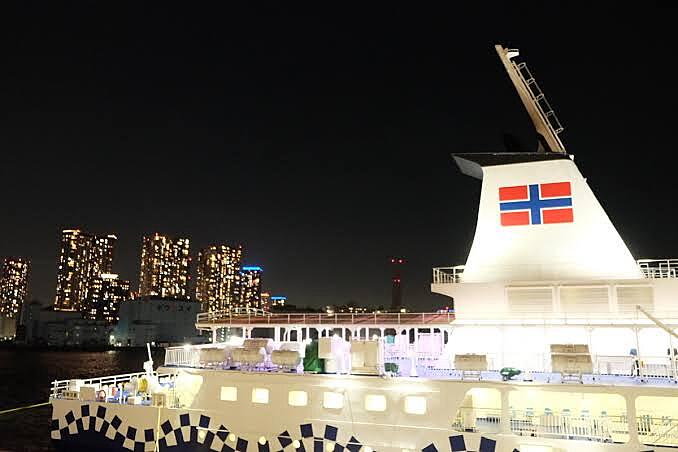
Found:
[453,407,629,443]
[432,266,465,284]
[433,259,678,284]
[637,259,678,279]
[50,371,175,399]
[196,311,455,326]
[641,416,678,447]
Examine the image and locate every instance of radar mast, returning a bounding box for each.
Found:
[495,44,566,153]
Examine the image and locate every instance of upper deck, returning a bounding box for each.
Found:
[433,258,678,285]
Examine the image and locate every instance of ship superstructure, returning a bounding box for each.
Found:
[49,45,678,452]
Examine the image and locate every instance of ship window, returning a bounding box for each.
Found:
[364,394,387,412]
[252,388,269,404]
[323,391,344,409]
[220,386,237,401]
[288,390,308,407]
[404,395,427,415]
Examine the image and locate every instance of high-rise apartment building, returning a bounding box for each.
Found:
[0,258,30,318]
[239,266,262,310]
[194,245,243,313]
[54,229,116,313]
[87,273,132,323]
[138,233,190,300]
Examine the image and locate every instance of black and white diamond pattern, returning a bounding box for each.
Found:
[52,405,516,452]
[51,404,155,451]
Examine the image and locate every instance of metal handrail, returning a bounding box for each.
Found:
[50,371,175,399]
[642,417,678,446]
[432,266,465,284]
[637,258,678,279]
[432,259,678,284]
[195,311,455,326]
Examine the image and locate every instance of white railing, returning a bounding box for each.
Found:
[639,415,678,447]
[196,306,269,323]
[50,371,175,399]
[453,407,627,443]
[511,409,623,442]
[637,259,678,279]
[432,266,465,284]
[433,259,678,283]
[164,346,202,367]
[196,311,455,326]
[453,407,502,433]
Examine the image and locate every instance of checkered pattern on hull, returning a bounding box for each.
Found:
[51,404,155,451]
[52,405,516,452]
[51,405,249,451]
[422,435,519,452]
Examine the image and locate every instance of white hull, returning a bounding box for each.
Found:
[51,368,678,452]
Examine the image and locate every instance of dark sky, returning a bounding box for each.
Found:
[1,4,677,310]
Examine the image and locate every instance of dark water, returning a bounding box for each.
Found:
[0,348,164,452]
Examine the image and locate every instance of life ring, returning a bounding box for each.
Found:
[96,390,107,402]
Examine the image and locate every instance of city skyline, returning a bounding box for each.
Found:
[1,228,284,315]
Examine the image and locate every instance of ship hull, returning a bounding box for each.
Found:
[50,368,678,452]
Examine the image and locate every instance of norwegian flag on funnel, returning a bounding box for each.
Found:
[499,182,573,226]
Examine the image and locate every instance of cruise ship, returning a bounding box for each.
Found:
[49,45,678,452]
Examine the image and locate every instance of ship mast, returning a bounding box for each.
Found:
[495,44,566,153]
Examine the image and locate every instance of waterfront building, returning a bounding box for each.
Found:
[0,257,30,318]
[238,266,262,310]
[86,273,132,323]
[138,233,190,300]
[54,229,116,313]
[21,302,110,346]
[114,298,205,347]
[270,295,286,309]
[194,245,243,313]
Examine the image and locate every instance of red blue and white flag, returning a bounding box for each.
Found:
[499,182,573,226]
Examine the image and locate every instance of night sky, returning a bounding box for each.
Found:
[1,4,676,310]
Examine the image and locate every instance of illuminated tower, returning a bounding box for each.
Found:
[54,229,116,312]
[195,244,243,312]
[138,233,191,300]
[86,273,132,323]
[0,258,30,318]
[261,292,271,312]
[238,266,262,310]
[390,257,405,311]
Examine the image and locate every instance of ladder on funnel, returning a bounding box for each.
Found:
[495,45,566,153]
[513,61,565,137]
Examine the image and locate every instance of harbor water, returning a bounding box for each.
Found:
[0,348,164,452]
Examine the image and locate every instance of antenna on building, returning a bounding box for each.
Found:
[390,258,405,311]
[495,44,566,153]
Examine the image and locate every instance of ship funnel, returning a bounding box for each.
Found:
[456,153,642,282]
